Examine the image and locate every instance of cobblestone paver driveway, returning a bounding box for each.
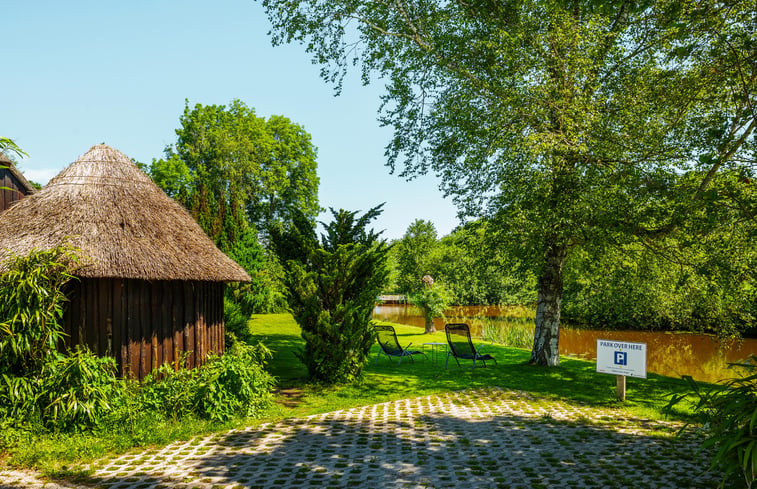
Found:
[1,388,718,489]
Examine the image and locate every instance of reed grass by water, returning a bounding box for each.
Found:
[481,318,534,349]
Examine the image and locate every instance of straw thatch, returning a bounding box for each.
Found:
[0,144,250,282]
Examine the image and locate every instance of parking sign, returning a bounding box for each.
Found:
[596,340,647,378]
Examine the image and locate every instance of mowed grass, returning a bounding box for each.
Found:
[6,313,702,475]
[251,313,701,422]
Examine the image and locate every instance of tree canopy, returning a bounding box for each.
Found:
[259,0,756,365]
[149,99,321,250]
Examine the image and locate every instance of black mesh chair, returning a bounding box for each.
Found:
[374,325,427,365]
[445,323,497,369]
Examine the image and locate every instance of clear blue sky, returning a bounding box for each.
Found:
[2,0,460,241]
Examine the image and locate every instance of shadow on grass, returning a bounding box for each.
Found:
[251,317,700,421]
[82,394,720,489]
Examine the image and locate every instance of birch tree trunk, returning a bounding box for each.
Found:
[423,309,435,334]
[530,241,569,366]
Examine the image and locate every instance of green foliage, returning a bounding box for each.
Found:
[272,206,390,384]
[223,297,254,346]
[562,224,757,337]
[0,245,80,375]
[36,347,124,432]
[432,222,537,306]
[394,219,438,295]
[225,225,287,318]
[388,220,537,306]
[481,319,535,350]
[0,137,28,158]
[669,359,757,488]
[259,0,756,366]
[149,99,320,244]
[0,347,125,434]
[409,281,451,330]
[140,342,274,423]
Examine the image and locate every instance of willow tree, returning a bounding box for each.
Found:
[259,0,756,365]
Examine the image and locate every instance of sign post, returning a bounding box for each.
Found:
[596,340,647,401]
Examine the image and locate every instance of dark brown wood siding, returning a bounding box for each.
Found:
[0,167,32,212]
[63,278,225,379]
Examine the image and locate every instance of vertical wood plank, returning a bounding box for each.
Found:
[127,280,138,380]
[99,279,112,356]
[140,281,149,379]
[183,282,194,369]
[113,279,126,378]
[172,282,182,369]
[196,284,205,366]
[150,281,159,372]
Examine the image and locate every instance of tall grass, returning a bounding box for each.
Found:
[481,318,534,349]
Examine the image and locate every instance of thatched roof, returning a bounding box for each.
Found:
[0,144,250,282]
[0,152,36,195]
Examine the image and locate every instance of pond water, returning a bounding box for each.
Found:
[373,303,757,384]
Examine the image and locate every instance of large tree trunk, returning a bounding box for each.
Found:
[530,241,568,366]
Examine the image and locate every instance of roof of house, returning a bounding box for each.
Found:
[0,144,250,282]
[0,152,36,195]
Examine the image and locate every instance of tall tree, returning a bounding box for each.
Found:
[149,99,321,250]
[394,219,438,294]
[259,0,756,365]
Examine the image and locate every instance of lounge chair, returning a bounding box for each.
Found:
[374,325,427,365]
[445,323,497,369]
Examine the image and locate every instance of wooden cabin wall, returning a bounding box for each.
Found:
[64,278,225,379]
[0,167,31,212]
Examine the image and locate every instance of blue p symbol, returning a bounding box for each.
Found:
[614,352,627,366]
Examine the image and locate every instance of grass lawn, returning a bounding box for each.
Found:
[251,313,700,422]
[4,313,703,476]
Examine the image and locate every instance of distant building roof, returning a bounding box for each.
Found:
[0,152,36,195]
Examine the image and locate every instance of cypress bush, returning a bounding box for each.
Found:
[271,205,390,384]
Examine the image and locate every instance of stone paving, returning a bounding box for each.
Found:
[1,388,718,489]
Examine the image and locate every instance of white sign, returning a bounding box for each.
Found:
[596,339,647,379]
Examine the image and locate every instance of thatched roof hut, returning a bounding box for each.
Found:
[0,144,250,378]
[0,153,35,212]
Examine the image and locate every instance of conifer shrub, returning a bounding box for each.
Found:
[271,205,390,384]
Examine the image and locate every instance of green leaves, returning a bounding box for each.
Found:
[140,342,274,423]
[672,358,757,488]
[0,137,27,158]
[272,205,390,384]
[0,245,80,375]
[149,99,320,245]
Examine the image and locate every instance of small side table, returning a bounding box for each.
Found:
[423,342,447,366]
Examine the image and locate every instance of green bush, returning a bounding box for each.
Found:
[140,342,274,422]
[669,358,757,488]
[0,245,79,375]
[0,347,125,434]
[271,206,390,384]
[224,296,254,346]
[37,347,124,432]
[410,280,452,333]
